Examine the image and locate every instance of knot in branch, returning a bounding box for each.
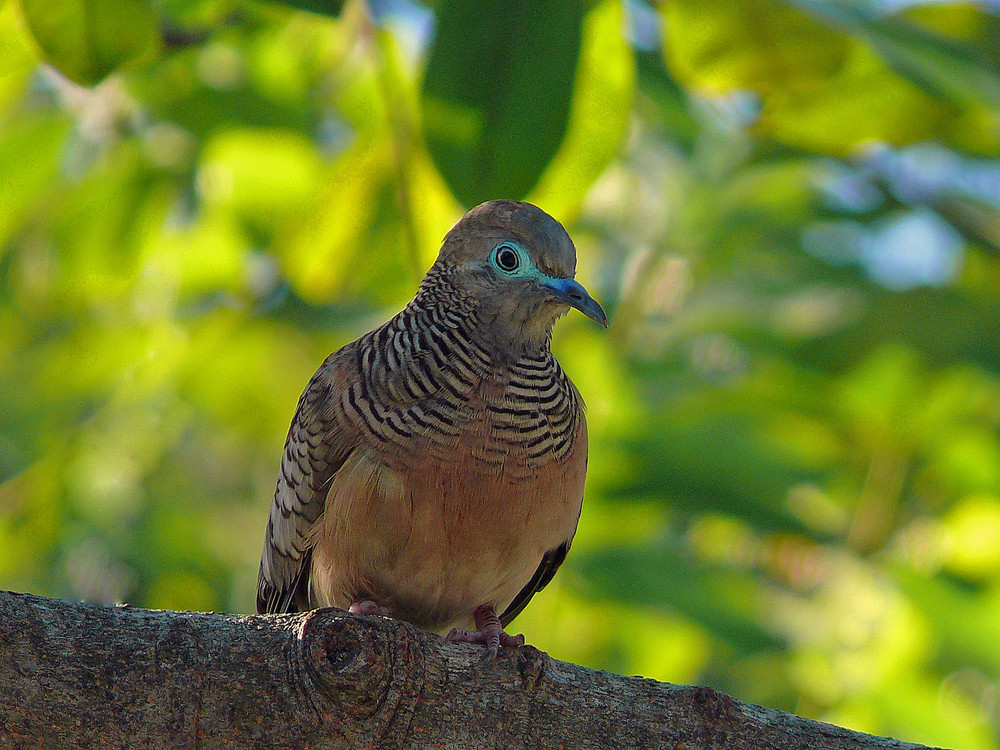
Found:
[297,609,395,720]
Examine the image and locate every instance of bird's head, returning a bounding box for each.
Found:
[433,200,607,353]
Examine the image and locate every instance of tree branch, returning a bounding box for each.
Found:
[0,590,944,749]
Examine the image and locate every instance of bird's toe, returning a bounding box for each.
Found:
[447,627,484,643]
[446,605,526,659]
[348,600,392,617]
[500,632,525,648]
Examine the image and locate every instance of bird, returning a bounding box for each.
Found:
[256,200,607,658]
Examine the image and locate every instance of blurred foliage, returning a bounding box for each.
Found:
[1,0,1000,747]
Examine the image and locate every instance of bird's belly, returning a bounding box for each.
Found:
[308,434,584,633]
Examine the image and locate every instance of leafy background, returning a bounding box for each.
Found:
[1,0,999,746]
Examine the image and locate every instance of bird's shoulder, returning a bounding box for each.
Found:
[324,305,488,436]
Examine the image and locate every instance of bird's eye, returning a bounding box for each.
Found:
[494,244,520,273]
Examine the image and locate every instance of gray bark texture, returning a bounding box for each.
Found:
[0,590,944,750]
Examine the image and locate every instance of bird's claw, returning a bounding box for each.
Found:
[447,604,525,659]
[446,627,525,646]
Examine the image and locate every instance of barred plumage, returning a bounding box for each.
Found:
[257,200,606,656]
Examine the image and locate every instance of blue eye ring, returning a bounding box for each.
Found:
[492,242,521,274]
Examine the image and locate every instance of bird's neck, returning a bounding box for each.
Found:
[411,265,554,367]
[475,306,555,365]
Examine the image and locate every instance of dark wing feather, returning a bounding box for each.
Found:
[256,356,355,614]
[499,541,569,627]
[257,547,313,614]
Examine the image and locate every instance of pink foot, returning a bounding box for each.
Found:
[447,604,525,659]
[348,600,392,617]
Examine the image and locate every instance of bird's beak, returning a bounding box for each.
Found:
[541,277,608,328]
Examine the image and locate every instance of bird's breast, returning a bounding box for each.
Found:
[310,423,587,632]
[311,360,588,631]
[342,358,582,474]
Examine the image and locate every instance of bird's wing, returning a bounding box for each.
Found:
[499,379,588,628]
[256,352,358,614]
[499,541,569,627]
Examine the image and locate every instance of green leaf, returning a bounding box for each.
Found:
[634,49,701,153]
[663,0,850,95]
[0,116,69,252]
[578,541,784,653]
[0,0,37,108]
[661,0,1000,153]
[421,0,584,207]
[18,0,159,86]
[275,140,394,303]
[756,46,962,154]
[263,0,343,17]
[199,128,324,232]
[783,0,1000,109]
[615,417,819,537]
[892,565,1000,675]
[528,0,635,218]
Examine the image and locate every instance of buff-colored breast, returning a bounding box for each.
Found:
[308,396,587,633]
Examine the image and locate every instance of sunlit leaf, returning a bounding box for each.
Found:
[199,127,324,232]
[18,0,159,85]
[0,117,69,252]
[763,44,963,153]
[0,1,37,108]
[528,0,635,218]
[893,565,1000,675]
[661,0,1000,153]
[421,0,584,206]
[274,140,393,302]
[367,27,463,275]
[903,1,995,43]
[784,0,1000,109]
[663,0,849,95]
[941,495,1000,580]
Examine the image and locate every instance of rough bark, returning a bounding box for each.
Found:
[0,590,944,750]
